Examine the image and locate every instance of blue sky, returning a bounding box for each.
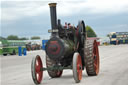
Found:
[1,0,128,39]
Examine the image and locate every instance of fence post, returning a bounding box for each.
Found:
[23,48,27,56]
[18,46,22,56]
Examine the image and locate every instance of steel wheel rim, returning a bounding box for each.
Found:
[77,54,82,80]
[93,40,99,74]
[35,55,43,83]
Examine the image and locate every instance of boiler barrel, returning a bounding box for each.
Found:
[45,37,75,60]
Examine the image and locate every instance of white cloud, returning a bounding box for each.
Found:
[1,2,49,21]
[57,0,128,16]
[87,0,128,14]
[1,0,128,22]
[113,24,128,31]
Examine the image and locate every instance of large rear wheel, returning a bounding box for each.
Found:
[46,55,63,78]
[84,39,100,76]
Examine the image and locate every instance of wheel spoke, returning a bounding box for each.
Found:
[94,63,97,68]
[36,60,41,73]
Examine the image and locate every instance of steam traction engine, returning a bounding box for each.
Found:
[31,3,100,84]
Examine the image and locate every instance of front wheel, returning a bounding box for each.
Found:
[73,52,82,83]
[31,55,43,84]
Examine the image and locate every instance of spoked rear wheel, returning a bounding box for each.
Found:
[84,39,100,76]
[73,52,82,83]
[46,55,63,78]
[31,55,43,84]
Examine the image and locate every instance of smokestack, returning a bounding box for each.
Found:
[49,3,57,32]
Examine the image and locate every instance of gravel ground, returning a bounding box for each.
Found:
[0,44,128,85]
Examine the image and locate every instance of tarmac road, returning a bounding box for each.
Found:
[0,44,128,85]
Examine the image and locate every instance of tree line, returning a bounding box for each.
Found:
[0,35,40,40]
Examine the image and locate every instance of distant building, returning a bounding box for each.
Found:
[108,32,128,45]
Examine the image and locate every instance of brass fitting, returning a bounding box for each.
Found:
[49,3,57,7]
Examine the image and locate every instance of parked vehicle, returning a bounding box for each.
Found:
[0,40,26,56]
[26,42,41,51]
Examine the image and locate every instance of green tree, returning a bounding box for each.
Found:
[86,25,97,37]
[19,37,28,40]
[31,36,40,40]
[7,35,19,40]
